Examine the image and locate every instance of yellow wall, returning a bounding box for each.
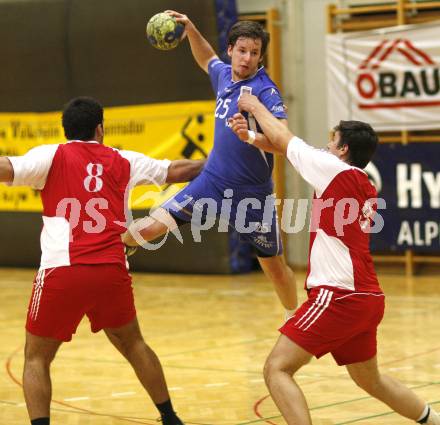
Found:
[0,100,215,211]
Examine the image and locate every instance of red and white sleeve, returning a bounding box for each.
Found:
[286,136,350,197]
[119,150,171,188]
[7,144,59,189]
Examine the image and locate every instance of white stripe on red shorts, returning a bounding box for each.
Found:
[294,288,333,331]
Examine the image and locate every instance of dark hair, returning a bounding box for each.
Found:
[227,21,270,57]
[334,120,378,169]
[62,97,103,140]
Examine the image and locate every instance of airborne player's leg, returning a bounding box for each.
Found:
[236,192,297,314]
[123,209,181,248]
[123,173,221,248]
[258,255,297,313]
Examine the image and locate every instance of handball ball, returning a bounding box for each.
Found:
[146,12,184,51]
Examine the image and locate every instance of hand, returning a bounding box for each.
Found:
[228,113,249,142]
[122,229,136,247]
[124,245,138,257]
[237,93,260,113]
[121,218,143,247]
[164,10,193,39]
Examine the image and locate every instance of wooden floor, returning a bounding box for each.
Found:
[0,268,439,425]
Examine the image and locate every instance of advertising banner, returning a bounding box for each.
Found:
[0,101,215,212]
[327,22,440,131]
[367,142,440,253]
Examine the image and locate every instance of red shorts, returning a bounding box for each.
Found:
[279,286,385,365]
[26,263,136,342]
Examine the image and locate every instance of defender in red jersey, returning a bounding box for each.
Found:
[0,97,204,425]
[230,95,440,425]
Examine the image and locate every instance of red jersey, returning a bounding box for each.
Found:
[287,136,381,293]
[8,141,170,270]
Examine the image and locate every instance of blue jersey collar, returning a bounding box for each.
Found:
[230,66,265,84]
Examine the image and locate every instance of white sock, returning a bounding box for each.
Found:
[418,405,440,425]
[417,405,430,423]
[427,409,440,425]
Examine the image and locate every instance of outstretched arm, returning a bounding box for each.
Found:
[237,94,294,155]
[229,114,287,155]
[166,10,217,73]
[166,159,205,183]
[238,94,352,198]
[0,157,14,183]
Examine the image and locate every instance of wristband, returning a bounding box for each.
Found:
[246,130,256,145]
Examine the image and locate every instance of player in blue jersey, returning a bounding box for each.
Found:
[124,11,297,315]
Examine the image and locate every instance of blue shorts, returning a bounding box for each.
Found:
[161,171,283,257]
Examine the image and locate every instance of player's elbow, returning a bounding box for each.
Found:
[165,162,181,183]
[197,54,217,74]
[0,158,14,183]
[273,129,293,154]
[166,159,205,183]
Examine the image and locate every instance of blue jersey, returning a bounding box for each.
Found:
[204,58,287,188]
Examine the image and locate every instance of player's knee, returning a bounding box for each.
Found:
[263,355,296,385]
[119,333,147,356]
[114,333,133,351]
[263,357,276,386]
[24,350,53,369]
[24,344,56,367]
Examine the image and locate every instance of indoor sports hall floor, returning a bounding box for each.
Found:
[1,268,439,424]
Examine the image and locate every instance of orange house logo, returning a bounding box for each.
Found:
[356,38,440,109]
